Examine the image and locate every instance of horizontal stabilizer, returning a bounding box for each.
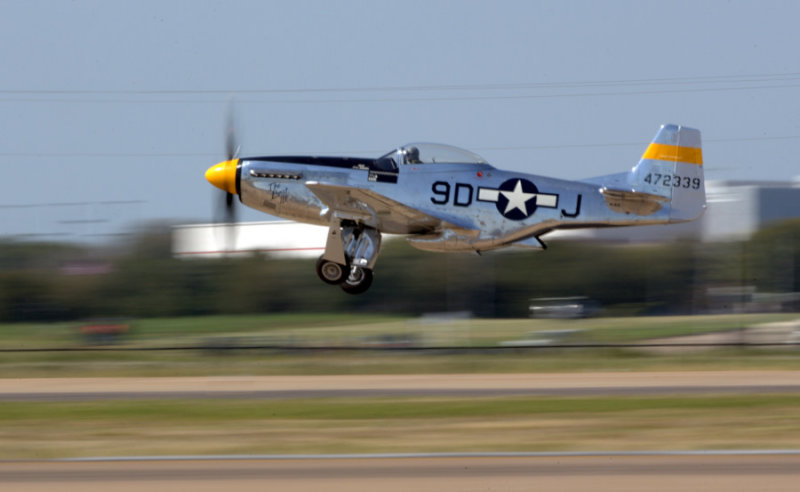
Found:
[600,187,669,216]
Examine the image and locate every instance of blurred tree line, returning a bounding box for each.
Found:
[0,219,798,322]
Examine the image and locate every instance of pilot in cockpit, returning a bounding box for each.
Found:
[403,146,421,164]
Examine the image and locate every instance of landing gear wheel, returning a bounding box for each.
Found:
[340,266,373,295]
[316,256,348,285]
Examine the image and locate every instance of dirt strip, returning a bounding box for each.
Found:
[3,455,800,492]
[0,371,798,395]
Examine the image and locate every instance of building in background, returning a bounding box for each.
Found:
[172,221,327,259]
[701,180,800,241]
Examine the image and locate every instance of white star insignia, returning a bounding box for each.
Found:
[501,180,536,215]
[477,179,559,220]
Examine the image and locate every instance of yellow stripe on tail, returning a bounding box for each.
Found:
[641,142,703,166]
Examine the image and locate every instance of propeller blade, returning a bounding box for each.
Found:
[225,192,237,224]
[214,97,240,254]
[225,98,239,161]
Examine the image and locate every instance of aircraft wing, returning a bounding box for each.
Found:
[304,181,443,233]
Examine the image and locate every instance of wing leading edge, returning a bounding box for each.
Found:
[304,181,443,234]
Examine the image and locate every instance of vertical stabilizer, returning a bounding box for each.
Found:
[629,124,705,222]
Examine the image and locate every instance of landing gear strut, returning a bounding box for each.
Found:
[315,220,381,294]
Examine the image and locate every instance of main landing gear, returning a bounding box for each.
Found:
[315,221,381,295]
[316,257,374,295]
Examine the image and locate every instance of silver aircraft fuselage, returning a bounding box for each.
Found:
[206,127,705,292]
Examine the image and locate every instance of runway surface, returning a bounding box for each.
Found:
[3,373,800,489]
[1,370,799,401]
[3,454,800,491]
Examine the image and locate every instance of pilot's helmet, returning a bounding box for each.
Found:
[405,146,420,163]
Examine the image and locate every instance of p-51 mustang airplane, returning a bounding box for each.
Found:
[205,124,705,294]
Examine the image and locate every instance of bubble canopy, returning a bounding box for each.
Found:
[381,143,488,165]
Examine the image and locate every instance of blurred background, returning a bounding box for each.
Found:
[2,2,800,468]
[1,214,799,322]
[1,0,799,324]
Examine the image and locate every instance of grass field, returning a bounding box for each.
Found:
[0,312,798,377]
[2,348,800,378]
[1,312,797,349]
[2,394,800,458]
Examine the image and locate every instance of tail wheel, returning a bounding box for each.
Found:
[340,266,373,295]
[316,256,348,285]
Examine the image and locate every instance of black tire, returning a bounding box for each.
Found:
[340,267,373,295]
[316,256,347,285]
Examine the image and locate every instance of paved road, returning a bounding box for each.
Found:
[3,455,800,491]
[1,371,799,401]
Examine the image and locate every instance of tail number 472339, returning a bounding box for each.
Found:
[643,173,701,189]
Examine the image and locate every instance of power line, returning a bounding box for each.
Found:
[0,200,145,209]
[1,72,799,104]
[1,71,800,95]
[0,152,216,158]
[1,135,799,159]
[2,83,799,105]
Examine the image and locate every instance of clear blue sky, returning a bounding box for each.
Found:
[1,0,799,240]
